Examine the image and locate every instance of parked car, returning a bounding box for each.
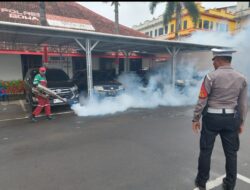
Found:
[72,69,125,97]
[24,68,79,110]
[136,69,150,87]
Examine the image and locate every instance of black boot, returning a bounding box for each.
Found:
[46,115,54,120]
[223,178,235,190]
[31,115,37,122]
[195,179,206,190]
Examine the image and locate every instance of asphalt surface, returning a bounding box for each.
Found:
[0,101,249,190]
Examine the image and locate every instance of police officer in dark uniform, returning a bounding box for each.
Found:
[192,48,248,190]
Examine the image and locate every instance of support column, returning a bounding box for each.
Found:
[166,47,180,88]
[85,39,93,97]
[123,51,129,72]
[75,38,99,98]
[127,52,130,72]
[43,44,48,67]
[115,51,119,76]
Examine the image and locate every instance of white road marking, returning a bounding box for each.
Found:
[206,175,225,190]
[53,111,73,116]
[0,116,29,122]
[193,173,250,190]
[193,174,225,190]
[237,173,250,184]
[19,100,27,112]
[0,111,73,122]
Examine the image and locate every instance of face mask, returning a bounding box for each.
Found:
[40,71,46,75]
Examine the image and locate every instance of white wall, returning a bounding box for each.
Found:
[0,54,22,80]
[142,58,152,69]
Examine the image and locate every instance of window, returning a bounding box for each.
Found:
[165,26,168,34]
[155,29,158,36]
[198,19,202,28]
[49,56,67,61]
[145,32,149,36]
[183,20,187,29]
[215,23,228,32]
[210,21,213,30]
[220,23,228,32]
[216,23,219,31]
[203,20,209,29]
[158,27,163,35]
[171,24,174,32]
[150,31,153,37]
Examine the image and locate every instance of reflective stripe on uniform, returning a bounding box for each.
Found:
[206,74,213,86]
[206,74,211,80]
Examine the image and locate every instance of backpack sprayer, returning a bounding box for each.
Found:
[32,84,76,106]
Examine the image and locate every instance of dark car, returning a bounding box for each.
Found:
[72,69,125,97]
[24,68,79,110]
[136,69,150,87]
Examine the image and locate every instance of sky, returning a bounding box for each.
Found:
[78,2,237,28]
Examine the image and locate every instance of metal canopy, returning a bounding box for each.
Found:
[0,21,228,53]
[0,21,231,98]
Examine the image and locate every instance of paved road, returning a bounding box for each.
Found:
[0,104,249,190]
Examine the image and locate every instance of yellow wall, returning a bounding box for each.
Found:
[166,4,236,39]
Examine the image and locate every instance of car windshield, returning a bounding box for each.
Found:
[74,70,115,82]
[93,73,114,82]
[46,69,70,81]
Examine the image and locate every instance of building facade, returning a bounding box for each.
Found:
[132,3,236,40]
[235,2,250,31]
[0,2,152,82]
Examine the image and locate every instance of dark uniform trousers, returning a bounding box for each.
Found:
[196,112,241,189]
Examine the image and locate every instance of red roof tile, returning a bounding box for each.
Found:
[0,2,149,38]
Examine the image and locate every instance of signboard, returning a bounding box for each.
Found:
[154,56,171,62]
[0,8,95,31]
[1,8,39,21]
[46,14,95,31]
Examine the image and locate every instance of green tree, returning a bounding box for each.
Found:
[112,2,120,34]
[105,2,120,75]
[149,2,200,40]
[105,2,120,34]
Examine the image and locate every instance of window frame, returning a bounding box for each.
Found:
[170,24,174,33]
[158,27,164,36]
[198,19,202,29]
[155,29,158,36]
[183,20,187,30]
[203,20,209,30]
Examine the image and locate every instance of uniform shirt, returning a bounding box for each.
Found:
[193,65,248,124]
[33,74,47,87]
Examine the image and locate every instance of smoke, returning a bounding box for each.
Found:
[72,22,250,117]
[183,22,250,78]
[72,63,203,116]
